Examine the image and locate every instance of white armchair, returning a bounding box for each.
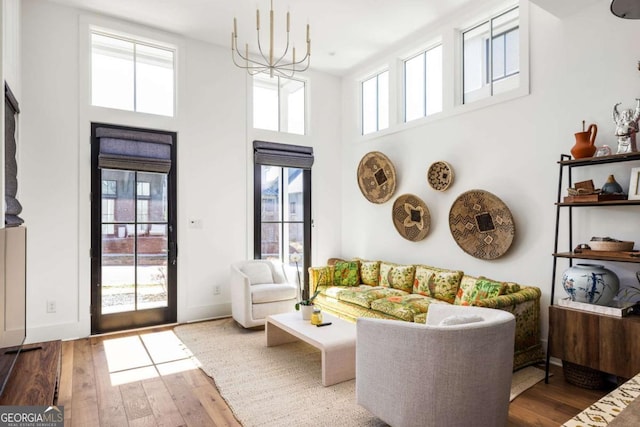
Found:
[356,304,516,427]
[230,260,298,328]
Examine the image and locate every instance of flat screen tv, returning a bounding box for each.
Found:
[0,227,27,397]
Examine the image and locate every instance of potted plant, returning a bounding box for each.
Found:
[295,289,320,319]
[290,253,319,319]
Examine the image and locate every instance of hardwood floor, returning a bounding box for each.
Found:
[58,325,614,426]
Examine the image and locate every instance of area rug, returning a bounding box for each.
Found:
[174,318,546,427]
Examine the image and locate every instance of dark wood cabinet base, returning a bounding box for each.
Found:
[549,306,640,380]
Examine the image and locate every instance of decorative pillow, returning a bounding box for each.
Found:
[454,276,505,306]
[388,265,416,293]
[333,261,360,286]
[413,265,463,303]
[379,262,397,287]
[309,266,333,287]
[413,266,433,296]
[360,260,380,286]
[439,314,484,326]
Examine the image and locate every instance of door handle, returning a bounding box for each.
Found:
[169,242,178,265]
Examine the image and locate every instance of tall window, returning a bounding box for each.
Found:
[404,45,443,122]
[463,6,519,104]
[254,141,312,291]
[91,31,175,116]
[253,73,306,135]
[361,70,389,135]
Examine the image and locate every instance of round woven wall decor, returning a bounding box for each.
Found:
[449,189,515,260]
[392,194,430,242]
[357,151,397,204]
[427,161,454,191]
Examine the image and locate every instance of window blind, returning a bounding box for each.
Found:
[96,126,173,173]
[5,83,23,226]
[254,140,314,170]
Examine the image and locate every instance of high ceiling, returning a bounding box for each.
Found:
[48,0,477,75]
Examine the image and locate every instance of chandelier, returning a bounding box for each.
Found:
[231,0,311,78]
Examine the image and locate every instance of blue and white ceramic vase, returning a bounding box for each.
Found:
[562,264,619,306]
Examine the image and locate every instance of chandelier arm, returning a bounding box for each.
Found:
[272,32,291,68]
[255,29,273,67]
[233,46,277,68]
[274,53,310,68]
[232,50,257,68]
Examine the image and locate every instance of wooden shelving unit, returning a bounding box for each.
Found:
[545,152,640,383]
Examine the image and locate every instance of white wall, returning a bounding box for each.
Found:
[19,0,342,342]
[340,0,640,342]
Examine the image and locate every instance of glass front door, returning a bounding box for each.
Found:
[91,124,177,334]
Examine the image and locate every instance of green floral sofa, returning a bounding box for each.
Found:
[309,259,544,371]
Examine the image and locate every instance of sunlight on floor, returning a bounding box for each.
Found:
[102,329,197,386]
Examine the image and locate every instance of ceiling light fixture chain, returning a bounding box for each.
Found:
[231,0,311,79]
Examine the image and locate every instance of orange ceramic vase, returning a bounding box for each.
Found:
[571,124,598,159]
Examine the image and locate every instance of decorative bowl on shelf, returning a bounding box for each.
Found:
[588,237,634,252]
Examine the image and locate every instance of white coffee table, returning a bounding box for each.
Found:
[266,311,356,386]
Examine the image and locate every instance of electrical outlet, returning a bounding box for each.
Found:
[214,285,221,295]
[47,300,56,313]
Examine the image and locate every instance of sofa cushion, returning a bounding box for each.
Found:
[338,286,407,308]
[370,294,447,322]
[309,266,334,287]
[388,265,416,292]
[251,283,297,303]
[316,285,344,299]
[379,262,415,292]
[379,262,397,287]
[454,276,505,306]
[334,261,360,286]
[413,265,463,303]
[360,260,380,286]
[241,262,273,285]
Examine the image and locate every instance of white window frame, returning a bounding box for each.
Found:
[90,28,177,117]
[459,3,524,107]
[403,44,443,123]
[252,73,307,135]
[351,0,528,140]
[360,69,390,135]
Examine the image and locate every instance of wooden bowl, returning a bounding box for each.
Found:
[588,240,634,251]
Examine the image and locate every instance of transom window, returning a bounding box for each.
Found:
[361,70,389,135]
[404,45,443,122]
[91,31,175,116]
[463,6,519,104]
[253,73,306,135]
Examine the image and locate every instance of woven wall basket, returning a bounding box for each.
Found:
[449,189,515,260]
[357,151,397,204]
[392,194,430,242]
